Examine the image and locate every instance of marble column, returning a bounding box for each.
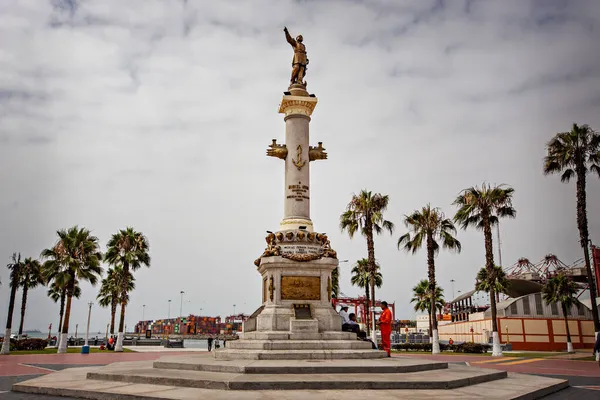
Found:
[278,93,318,232]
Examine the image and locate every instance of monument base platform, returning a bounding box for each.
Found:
[13,354,569,399]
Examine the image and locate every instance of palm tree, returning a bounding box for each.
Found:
[42,226,103,353]
[1,253,23,355]
[105,227,150,352]
[398,205,461,353]
[410,279,445,337]
[350,258,382,334]
[47,280,81,347]
[17,258,44,340]
[97,266,135,335]
[453,183,516,356]
[340,190,394,339]
[542,273,579,353]
[543,123,600,333]
[331,267,339,299]
[475,266,510,299]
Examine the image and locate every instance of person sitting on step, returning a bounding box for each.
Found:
[339,305,353,331]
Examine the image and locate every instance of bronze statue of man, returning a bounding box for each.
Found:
[283,26,309,86]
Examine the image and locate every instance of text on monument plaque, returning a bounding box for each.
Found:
[280,276,321,300]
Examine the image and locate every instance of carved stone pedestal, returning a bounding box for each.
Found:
[215,230,384,360]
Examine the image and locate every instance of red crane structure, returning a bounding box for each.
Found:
[331,296,396,324]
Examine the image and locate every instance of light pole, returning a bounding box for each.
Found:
[84,302,93,347]
[142,304,146,321]
[233,304,236,315]
[180,291,185,318]
[168,300,171,320]
[451,279,455,300]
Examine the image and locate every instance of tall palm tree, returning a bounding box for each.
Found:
[340,190,394,339]
[350,258,382,334]
[17,258,44,340]
[410,279,445,337]
[97,266,135,335]
[542,273,579,353]
[453,183,516,356]
[47,280,81,347]
[543,123,600,333]
[398,205,461,353]
[42,226,103,353]
[475,266,510,300]
[105,227,150,352]
[1,253,23,355]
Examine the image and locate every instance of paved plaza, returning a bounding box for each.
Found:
[0,349,599,399]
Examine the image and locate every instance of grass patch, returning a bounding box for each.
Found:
[8,347,135,355]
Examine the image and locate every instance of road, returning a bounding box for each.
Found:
[0,351,599,399]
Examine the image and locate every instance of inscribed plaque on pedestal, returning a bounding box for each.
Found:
[281,275,321,300]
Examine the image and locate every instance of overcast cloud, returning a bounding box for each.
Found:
[1,0,600,333]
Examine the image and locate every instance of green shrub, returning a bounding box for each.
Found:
[392,342,490,354]
[392,343,432,352]
[14,338,48,351]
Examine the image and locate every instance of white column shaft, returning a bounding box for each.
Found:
[281,114,312,230]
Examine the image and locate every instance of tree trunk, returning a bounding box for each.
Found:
[427,233,440,353]
[58,294,73,353]
[58,276,75,354]
[56,292,65,348]
[110,300,117,335]
[0,277,19,355]
[575,166,600,332]
[483,212,502,356]
[365,220,377,342]
[18,284,29,339]
[562,303,573,352]
[364,284,370,335]
[115,263,129,352]
[58,292,65,333]
[427,305,433,337]
[426,234,438,333]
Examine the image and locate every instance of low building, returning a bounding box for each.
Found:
[438,293,595,351]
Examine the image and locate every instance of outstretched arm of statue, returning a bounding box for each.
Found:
[309,142,327,161]
[284,26,296,47]
[267,139,288,160]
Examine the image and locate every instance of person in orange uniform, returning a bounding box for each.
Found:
[379,301,392,357]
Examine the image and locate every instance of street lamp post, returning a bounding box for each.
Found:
[180,291,185,318]
[84,302,93,347]
[451,279,455,300]
[233,304,236,315]
[168,300,171,320]
[142,304,146,321]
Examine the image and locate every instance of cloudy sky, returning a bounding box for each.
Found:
[1,0,600,333]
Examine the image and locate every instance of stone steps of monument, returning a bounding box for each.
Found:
[239,331,357,341]
[226,339,373,350]
[12,359,569,399]
[84,360,511,391]
[214,348,387,360]
[153,355,449,374]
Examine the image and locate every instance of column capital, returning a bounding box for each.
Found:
[278,95,318,118]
